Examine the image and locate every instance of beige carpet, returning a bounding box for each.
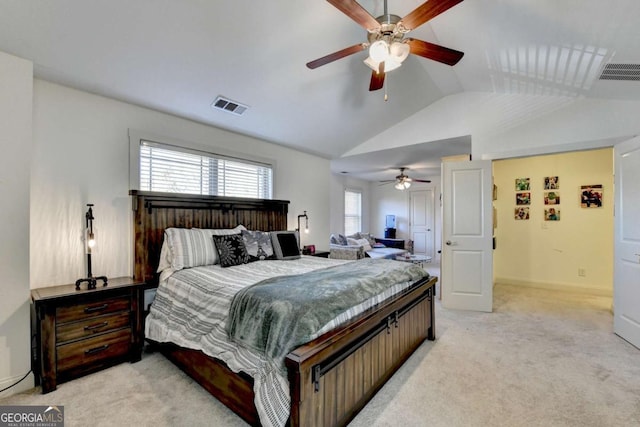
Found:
[3,283,639,426]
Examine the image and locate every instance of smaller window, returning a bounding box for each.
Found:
[344,189,362,236]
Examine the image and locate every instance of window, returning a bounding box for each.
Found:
[344,189,362,236]
[138,140,273,199]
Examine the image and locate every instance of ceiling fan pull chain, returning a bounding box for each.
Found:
[384,75,389,101]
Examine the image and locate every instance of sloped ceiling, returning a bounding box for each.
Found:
[1,0,640,175]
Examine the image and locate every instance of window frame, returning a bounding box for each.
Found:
[344,187,362,236]
[129,129,276,199]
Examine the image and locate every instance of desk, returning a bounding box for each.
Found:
[395,254,432,268]
[375,238,405,250]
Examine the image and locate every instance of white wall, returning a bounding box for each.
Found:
[0,52,33,396]
[370,176,442,261]
[31,80,331,287]
[493,148,614,295]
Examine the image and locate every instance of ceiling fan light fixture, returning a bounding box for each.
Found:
[384,59,402,72]
[394,181,405,190]
[363,57,401,73]
[389,41,410,62]
[369,40,389,62]
[363,56,379,71]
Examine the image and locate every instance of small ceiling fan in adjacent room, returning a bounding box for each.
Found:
[306,0,465,92]
[380,167,431,190]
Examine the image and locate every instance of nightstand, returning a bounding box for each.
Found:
[31,277,147,393]
[311,251,330,258]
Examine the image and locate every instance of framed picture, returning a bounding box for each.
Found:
[544,208,560,221]
[514,207,529,220]
[544,191,560,205]
[544,176,559,189]
[515,178,530,191]
[516,192,531,205]
[581,185,603,208]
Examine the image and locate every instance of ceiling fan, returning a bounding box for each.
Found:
[380,167,431,190]
[306,0,465,91]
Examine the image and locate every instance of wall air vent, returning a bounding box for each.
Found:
[211,96,249,116]
[598,63,640,81]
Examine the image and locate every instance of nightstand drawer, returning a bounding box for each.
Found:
[32,277,146,393]
[56,311,131,343]
[57,328,131,372]
[56,296,130,323]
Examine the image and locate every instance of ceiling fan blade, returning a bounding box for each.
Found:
[327,0,380,31]
[400,0,464,31]
[306,43,367,69]
[407,38,464,66]
[412,179,432,183]
[369,62,385,91]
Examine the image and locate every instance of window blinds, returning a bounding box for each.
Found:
[344,189,362,236]
[139,141,273,199]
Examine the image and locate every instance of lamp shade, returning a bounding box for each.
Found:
[369,40,389,63]
[390,42,410,63]
[363,57,402,73]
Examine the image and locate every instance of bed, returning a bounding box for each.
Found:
[130,190,437,427]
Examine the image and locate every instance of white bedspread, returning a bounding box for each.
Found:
[145,256,421,427]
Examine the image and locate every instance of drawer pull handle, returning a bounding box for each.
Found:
[84,303,108,313]
[85,344,109,355]
[84,321,108,331]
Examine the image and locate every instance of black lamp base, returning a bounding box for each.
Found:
[75,275,108,291]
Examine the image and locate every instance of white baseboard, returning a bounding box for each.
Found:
[494,276,612,297]
[0,372,35,399]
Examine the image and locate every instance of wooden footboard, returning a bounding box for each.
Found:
[155,276,436,427]
[286,276,436,427]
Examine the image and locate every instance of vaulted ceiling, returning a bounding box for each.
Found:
[1,0,640,173]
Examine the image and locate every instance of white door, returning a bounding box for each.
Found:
[409,189,434,258]
[614,136,640,349]
[441,160,493,312]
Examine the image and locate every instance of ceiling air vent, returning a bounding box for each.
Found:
[211,96,249,116]
[599,63,640,81]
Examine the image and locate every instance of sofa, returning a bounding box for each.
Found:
[329,232,407,260]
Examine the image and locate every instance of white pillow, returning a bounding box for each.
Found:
[355,238,372,251]
[347,237,360,246]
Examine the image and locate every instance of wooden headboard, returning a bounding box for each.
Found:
[130,190,289,284]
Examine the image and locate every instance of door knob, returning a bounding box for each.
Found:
[445,240,452,245]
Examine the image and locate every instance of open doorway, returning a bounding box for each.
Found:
[492,148,614,298]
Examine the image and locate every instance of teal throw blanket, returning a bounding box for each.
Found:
[226,259,428,370]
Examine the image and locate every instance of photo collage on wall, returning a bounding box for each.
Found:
[581,184,603,208]
[543,176,560,221]
[513,176,603,221]
[514,178,530,220]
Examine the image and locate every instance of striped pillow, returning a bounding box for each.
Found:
[164,225,246,270]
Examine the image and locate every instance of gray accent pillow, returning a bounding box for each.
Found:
[271,231,301,260]
[329,234,340,245]
[337,234,348,246]
[241,230,275,262]
[212,234,249,267]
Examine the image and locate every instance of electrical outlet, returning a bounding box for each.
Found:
[578,268,586,277]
